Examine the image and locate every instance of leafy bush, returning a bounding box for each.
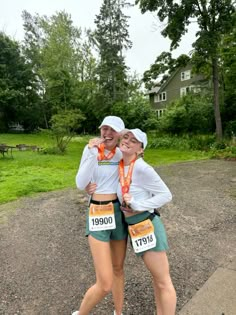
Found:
[148,133,236,160]
[50,109,85,153]
[148,134,216,151]
[187,135,216,150]
[224,120,236,137]
[112,94,158,131]
[148,135,190,150]
[210,146,236,160]
[157,94,215,135]
[39,147,63,155]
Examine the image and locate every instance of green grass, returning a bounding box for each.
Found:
[0,133,210,204]
[144,148,209,165]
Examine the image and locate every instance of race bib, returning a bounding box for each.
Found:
[89,202,116,231]
[128,219,156,253]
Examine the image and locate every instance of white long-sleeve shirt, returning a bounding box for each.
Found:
[76,145,122,194]
[117,158,172,212]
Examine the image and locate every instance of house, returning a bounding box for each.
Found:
[147,64,207,117]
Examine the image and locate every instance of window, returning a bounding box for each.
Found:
[154,91,167,102]
[156,109,166,118]
[192,85,201,93]
[180,85,200,96]
[180,87,187,96]
[181,70,191,81]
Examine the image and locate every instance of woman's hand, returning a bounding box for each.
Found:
[123,193,133,206]
[88,138,104,149]
[85,182,97,195]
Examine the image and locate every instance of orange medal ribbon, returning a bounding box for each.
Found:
[119,158,136,195]
[97,143,116,161]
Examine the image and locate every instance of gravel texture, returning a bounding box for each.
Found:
[0,159,236,315]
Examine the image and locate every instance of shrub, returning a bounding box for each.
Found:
[157,94,215,135]
[148,134,216,151]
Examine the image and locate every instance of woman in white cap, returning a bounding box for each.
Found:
[118,128,176,315]
[74,116,127,315]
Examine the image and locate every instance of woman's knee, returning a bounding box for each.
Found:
[112,263,124,277]
[154,276,174,291]
[97,277,113,293]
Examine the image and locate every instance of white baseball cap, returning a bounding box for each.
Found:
[124,128,148,149]
[99,116,125,132]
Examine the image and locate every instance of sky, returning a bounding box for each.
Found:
[0,0,198,76]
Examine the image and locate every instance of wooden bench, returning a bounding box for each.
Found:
[0,144,15,158]
[0,145,8,157]
[16,144,28,151]
[16,144,42,152]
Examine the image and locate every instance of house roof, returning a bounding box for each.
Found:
[157,68,179,93]
[148,64,195,95]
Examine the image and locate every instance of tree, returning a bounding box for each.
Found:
[94,0,132,115]
[0,32,39,131]
[112,93,159,130]
[143,52,190,89]
[220,15,236,134]
[22,11,49,128]
[136,0,235,140]
[22,11,97,130]
[50,109,85,153]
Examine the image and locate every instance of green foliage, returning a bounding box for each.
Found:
[224,120,236,137]
[0,32,40,131]
[136,0,235,50]
[39,147,63,155]
[94,0,132,110]
[148,134,217,151]
[112,93,158,130]
[136,0,236,140]
[187,135,217,151]
[147,133,236,161]
[49,109,85,153]
[22,11,97,130]
[148,135,189,150]
[221,17,236,129]
[143,52,190,89]
[210,145,236,160]
[157,94,215,135]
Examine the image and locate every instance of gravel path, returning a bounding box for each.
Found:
[0,160,236,315]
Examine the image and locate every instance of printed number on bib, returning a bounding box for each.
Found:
[89,202,116,231]
[128,219,156,253]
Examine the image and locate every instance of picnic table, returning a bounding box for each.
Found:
[0,143,43,158]
[0,144,16,158]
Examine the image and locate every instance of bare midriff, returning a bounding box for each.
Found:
[92,193,117,201]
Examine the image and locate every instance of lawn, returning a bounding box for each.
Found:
[0,133,210,204]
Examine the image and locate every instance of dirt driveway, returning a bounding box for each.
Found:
[0,160,236,315]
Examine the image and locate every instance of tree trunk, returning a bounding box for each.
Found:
[42,98,49,129]
[212,57,223,140]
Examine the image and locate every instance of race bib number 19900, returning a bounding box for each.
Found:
[128,219,156,253]
[89,202,116,231]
